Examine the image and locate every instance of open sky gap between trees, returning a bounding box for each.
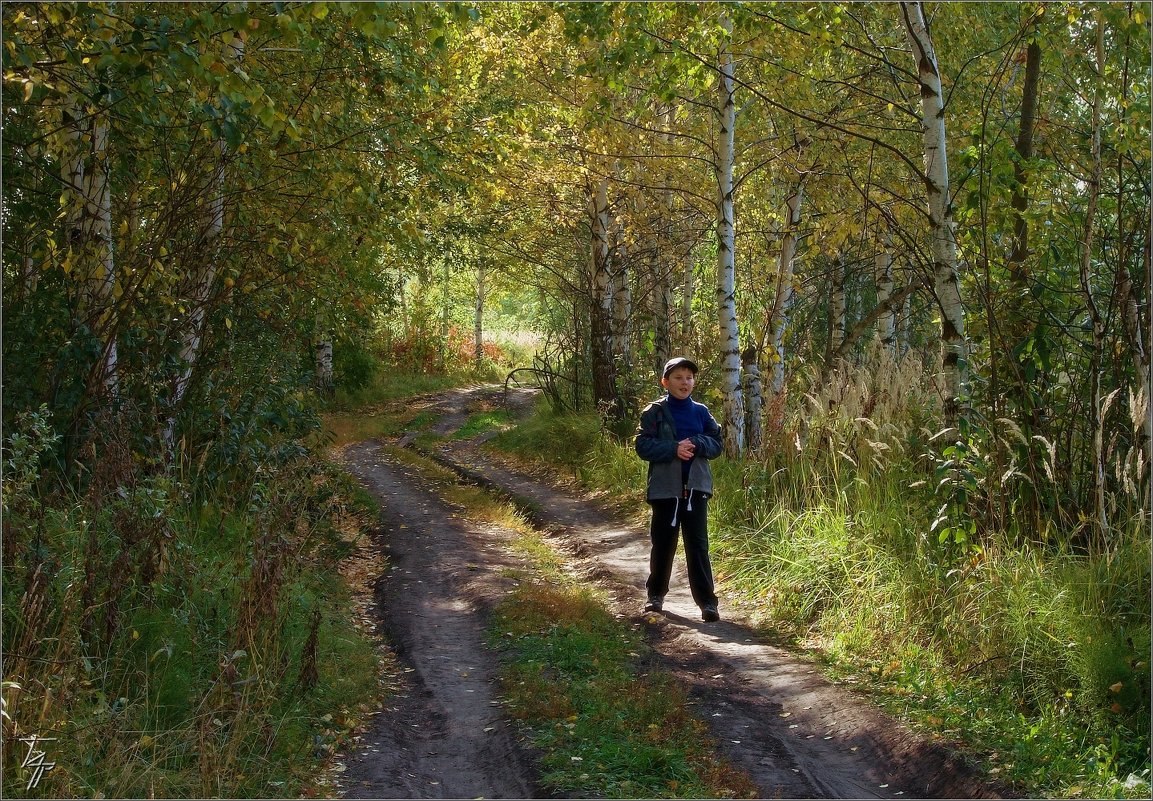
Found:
[2,2,1150,798]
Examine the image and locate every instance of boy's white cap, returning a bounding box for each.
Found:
[662,356,699,378]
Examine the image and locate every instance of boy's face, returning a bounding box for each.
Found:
[662,367,696,400]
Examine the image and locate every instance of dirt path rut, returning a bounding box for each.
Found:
[334,385,1002,799]
[336,439,540,799]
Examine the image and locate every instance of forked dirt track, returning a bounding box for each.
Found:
[334,386,1004,800]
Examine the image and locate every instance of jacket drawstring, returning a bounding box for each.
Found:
[671,488,695,527]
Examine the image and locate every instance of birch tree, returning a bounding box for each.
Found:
[589,174,620,416]
[716,11,744,457]
[875,231,897,353]
[769,168,806,395]
[742,345,763,452]
[651,106,678,375]
[58,86,118,398]
[164,30,245,446]
[900,0,967,425]
[79,105,118,396]
[474,256,487,365]
[828,251,847,364]
[610,211,632,380]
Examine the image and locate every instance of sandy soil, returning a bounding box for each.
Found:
[333,385,1005,799]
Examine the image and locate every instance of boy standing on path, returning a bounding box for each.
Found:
[634,357,724,622]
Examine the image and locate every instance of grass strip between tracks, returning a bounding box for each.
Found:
[487,582,757,799]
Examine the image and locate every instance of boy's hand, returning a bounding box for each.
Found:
[676,438,696,461]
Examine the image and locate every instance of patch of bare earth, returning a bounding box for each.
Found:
[333,385,1005,799]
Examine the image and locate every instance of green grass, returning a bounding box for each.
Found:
[319,396,439,448]
[490,584,757,799]
[486,403,1152,800]
[452,409,515,439]
[328,371,468,411]
[492,406,604,473]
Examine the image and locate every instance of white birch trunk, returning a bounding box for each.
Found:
[651,274,673,379]
[716,13,744,458]
[475,260,486,363]
[21,254,37,298]
[653,105,676,373]
[593,177,613,318]
[829,252,847,360]
[61,97,86,248]
[899,290,912,356]
[166,33,243,448]
[875,232,897,352]
[901,1,967,424]
[611,218,632,373]
[650,215,673,377]
[315,340,334,394]
[1114,20,1150,487]
[681,253,695,340]
[770,176,805,395]
[61,96,118,394]
[590,175,618,412]
[743,347,763,453]
[80,110,118,394]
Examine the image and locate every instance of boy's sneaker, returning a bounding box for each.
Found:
[701,606,720,622]
[643,597,664,613]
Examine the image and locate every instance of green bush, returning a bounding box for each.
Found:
[333,337,380,393]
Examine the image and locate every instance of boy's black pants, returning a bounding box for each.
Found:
[646,495,717,610]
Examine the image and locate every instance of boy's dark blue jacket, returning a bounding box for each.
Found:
[634,395,723,500]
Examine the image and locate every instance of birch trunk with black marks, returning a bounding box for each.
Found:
[316,330,335,393]
[86,112,118,394]
[742,345,763,453]
[65,95,118,397]
[652,106,677,375]
[899,291,912,356]
[828,252,847,363]
[166,32,244,448]
[1122,240,1153,498]
[315,341,334,395]
[611,218,632,377]
[474,260,486,364]
[770,172,806,395]
[875,233,897,353]
[716,12,744,458]
[901,1,967,425]
[681,252,695,341]
[590,175,620,417]
[1112,22,1150,495]
[651,248,674,379]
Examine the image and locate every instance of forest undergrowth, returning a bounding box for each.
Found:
[492,355,1151,801]
[1,402,387,798]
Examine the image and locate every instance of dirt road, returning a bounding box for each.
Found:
[333,386,1001,799]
